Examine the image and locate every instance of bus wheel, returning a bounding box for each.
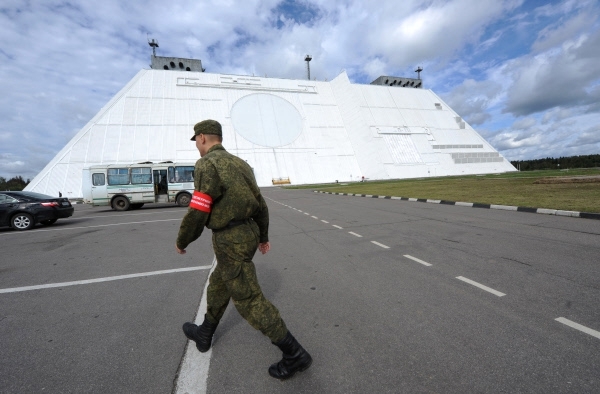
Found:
[112,196,130,211]
[131,203,144,210]
[176,193,191,207]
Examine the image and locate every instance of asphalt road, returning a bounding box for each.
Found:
[1,189,599,393]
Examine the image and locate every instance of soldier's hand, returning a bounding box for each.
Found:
[176,244,186,254]
[258,242,271,255]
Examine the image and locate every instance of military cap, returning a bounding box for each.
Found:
[191,119,223,140]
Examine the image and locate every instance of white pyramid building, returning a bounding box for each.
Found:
[26,59,515,198]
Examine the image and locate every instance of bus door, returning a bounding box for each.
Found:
[90,172,109,206]
[153,170,168,202]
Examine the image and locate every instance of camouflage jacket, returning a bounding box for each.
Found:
[176,144,269,249]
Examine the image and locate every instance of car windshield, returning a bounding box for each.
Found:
[9,191,55,200]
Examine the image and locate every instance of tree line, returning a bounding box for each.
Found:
[0,176,30,191]
[510,154,600,171]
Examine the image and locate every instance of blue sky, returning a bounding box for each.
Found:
[1,0,599,180]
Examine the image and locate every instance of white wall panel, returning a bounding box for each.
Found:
[418,110,441,129]
[122,98,138,124]
[64,163,83,198]
[108,100,125,125]
[369,107,405,126]
[151,72,166,98]
[398,109,426,127]
[102,125,122,163]
[148,98,164,125]
[137,74,152,97]
[86,126,106,164]
[137,98,152,124]
[68,132,90,163]
[389,88,420,109]
[117,126,135,162]
[359,85,395,108]
[146,126,164,162]
[48,164,68,196]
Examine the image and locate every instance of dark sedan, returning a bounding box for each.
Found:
[0,191,74,231]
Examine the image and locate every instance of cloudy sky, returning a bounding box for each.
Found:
[1,0,599,180]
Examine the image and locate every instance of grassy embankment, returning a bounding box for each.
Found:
[285,169,600,213]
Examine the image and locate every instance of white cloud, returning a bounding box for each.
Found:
[440,79,503,125]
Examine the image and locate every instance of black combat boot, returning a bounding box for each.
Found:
[269,331,312,380]
[182,315,218,353]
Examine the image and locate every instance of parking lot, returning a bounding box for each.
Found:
[0,203,212,393]
[2,189,600,393]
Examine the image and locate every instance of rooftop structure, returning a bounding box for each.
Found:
[150,55,204,72]
[371,75,422,88]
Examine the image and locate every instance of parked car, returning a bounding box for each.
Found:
[0,191,74,231]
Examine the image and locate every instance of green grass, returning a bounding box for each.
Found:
[285,169,600,213]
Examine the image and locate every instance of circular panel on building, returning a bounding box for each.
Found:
[230,93,303,147]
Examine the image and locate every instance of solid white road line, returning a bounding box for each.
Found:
[371,241,390,249]
[0,218,182,236]
[555,317,600,340]
[76,210,181,220]
[332,225,343,229]
[403,255,432,266]
[0,266,212,294]
[311,216,318,219]
[174,257,217,394]
[348,231,362,237]
[321,220,329,223]
[456,276,506,297]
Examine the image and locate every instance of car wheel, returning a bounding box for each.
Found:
[40,219,58,225]
[131,203,144,210]
[112,196,130,211]
[12,213,35,231]
[177,193,191,207]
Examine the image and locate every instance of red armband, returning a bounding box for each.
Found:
[189,191,213,213]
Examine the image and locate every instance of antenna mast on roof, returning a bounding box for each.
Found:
[415,66,423,80]
[305,55,312,80]
[148,35,159,57]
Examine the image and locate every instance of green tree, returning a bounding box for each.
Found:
[0,176,29,191]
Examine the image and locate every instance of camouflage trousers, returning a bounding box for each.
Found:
[207,220,287,343]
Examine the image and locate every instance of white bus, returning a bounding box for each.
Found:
[82,161,196,210]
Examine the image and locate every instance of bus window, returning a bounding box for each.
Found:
[131,167,152,184]
[107,168,129,185]
[175,166,194,182]
[92,173,105,186]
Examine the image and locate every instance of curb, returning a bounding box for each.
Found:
[313,191,600,220]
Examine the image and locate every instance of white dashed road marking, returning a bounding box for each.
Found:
[348,231,362,237]
[456,276,506,297]
[371,241,390,249]
[332,225,343,229]
[321,220,329,223]
[555,317,600,340]
[0,266,212,294]
[403,255,432,266]
[311,216,318,219]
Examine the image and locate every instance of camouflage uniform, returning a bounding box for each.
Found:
[176,143,287,343]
